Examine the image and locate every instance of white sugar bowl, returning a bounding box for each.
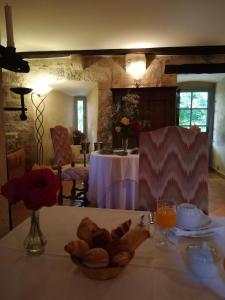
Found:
[177,203,207,229]
[186,242,219,278]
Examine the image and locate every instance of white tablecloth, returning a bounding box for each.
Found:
[1,206,225,300]
[88,152,139,209]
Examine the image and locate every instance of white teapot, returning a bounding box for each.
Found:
[186,242,219,278]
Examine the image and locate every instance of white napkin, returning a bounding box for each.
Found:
[202,275,225,299]
[172,218,225,237]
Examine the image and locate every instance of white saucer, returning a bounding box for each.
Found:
[176,218,211,231]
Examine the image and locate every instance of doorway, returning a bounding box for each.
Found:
[177,79,217,168]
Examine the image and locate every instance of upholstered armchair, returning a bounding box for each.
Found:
[139,126,208,213]
[50,125,89,206]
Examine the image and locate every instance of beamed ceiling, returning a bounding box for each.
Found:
[0,0,225,56]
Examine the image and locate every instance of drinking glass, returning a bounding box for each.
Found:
[155,200,176,250]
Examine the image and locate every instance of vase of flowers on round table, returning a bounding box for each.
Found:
[112,92,141,154]
[1,168,60,255]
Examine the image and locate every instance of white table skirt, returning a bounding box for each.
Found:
[88,152,139,209]
[0,206,225,300]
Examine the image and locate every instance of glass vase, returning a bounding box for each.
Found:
[24,210,46,255]
[122,137,128,154]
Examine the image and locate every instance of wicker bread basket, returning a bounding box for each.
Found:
[71,253,134,280]
[66,217,150,280]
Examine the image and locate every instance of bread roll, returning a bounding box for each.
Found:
[77,217,99,247]
[121,228,150,252]
[82,248,109,268]
[106,239,130,258]
[111,219,132,240]
[92,228,112,248]
[64,240,89,258]
[111,251,132,267]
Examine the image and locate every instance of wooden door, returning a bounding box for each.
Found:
[111,87,177,148]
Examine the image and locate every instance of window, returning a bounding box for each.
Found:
[177,82,215,168]
[75,96,86,133]
[177,91,209,132]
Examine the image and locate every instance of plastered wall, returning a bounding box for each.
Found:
[2,54,225,172]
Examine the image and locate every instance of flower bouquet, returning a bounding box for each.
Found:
[112,92,141,153]
[1,168,60,255]
[73,129,86,145]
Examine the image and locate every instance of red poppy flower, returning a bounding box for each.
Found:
[132,120,141,132]
[1,177,23,204]
[1,168,60,211]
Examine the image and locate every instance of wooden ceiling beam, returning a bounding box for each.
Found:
[165,63,225,74]
[19,45,225,59]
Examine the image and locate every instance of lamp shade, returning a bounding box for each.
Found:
[125,53,146,80]
[29,77,53,96]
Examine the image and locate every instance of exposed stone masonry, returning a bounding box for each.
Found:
[3,54,225,169]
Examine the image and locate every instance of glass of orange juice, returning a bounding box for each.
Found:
[155,200,176,250]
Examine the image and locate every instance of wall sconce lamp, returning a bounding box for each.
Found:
[125,53,146,87]
[4,87,33,120]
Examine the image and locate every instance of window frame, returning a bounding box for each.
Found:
[74,96,87,134]
[177,82,215,167]
[178,90,209,132]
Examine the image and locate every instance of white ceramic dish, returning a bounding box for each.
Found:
[185,231,215,238]
[176,218,211,231]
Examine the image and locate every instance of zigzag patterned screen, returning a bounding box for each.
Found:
[50,126,73,166]
[139,126,208,213]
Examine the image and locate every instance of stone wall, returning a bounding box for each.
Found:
[212,77,225,174]
[2,54,225,170]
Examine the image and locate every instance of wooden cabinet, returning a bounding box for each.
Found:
[111,87,178,148]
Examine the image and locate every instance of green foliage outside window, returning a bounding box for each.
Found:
[192,92,208,108]
[192,109,207,125]
[178,91,208,132]
[179,109,190,125]
[77,100,84,132]
[179,92,191,108]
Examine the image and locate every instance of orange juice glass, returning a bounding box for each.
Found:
[156,206,176,229]
[155,200,176,250]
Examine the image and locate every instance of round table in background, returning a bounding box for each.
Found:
[88,151,139,209]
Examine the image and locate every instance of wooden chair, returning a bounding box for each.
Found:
[50,125,89,206]
[80,142,90,167]
[139,126,208,213]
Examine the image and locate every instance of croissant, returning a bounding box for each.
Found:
[77,217,99,247]
[111,219,132,240]
[105,239,130,258]
[92,228,112,249]
[111,251,132,267]
[121,228,150,252]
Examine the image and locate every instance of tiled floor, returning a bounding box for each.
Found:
[0,171,225,238]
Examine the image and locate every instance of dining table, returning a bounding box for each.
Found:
[88,151,139,209]
[0,205,225,300]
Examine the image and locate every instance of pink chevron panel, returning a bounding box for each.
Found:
[50,125,74,166]
[50,126,88,181]
[139,126,208,213]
